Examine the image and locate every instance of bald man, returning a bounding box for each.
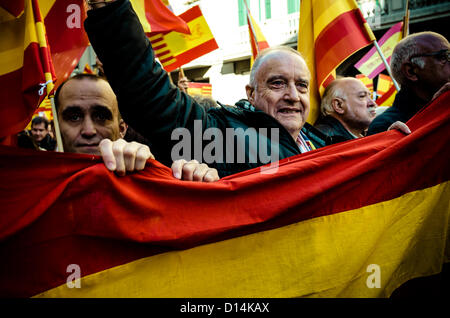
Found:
[314,77,377,145]
[368,31,450,135]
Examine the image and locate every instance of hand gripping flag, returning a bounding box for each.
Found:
[0,0,56,140]
[0,91,449,298]
[298,0,376,124]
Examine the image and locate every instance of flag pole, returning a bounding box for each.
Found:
[402,0,410,38]
[359,8,401,92]
[41,81,63,152]
[372,40,400,92]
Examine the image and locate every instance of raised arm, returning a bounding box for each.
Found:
[84,0,209,166]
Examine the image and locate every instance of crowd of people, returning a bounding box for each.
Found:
[16,0,449,183]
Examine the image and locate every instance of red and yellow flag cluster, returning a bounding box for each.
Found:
[0,0,56,140]
[298,0,376,124]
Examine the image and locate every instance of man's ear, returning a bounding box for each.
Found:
[331,98,345,115]
[245,84,255,104]
[401,62,418,82]
[119,119,128,138]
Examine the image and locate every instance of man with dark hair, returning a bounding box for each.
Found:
[368,32,450,135]
[55,73,219,181]
[30,116,56,151]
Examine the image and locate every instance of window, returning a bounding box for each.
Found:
[287,0,300,14]
[238,0,247,26]
[265,0,271,19]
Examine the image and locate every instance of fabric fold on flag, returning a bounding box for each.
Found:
[0,91,449,298]
[298,0,375,124]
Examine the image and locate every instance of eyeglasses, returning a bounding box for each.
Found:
[410,49,450,64]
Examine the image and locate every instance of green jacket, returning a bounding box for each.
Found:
[85,0,325,177]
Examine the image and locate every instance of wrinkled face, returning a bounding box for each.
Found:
[339,79,377,130]
[30,122,48,143]
[247,51,311,140]
[57,78,123,155]
[414,35,450,98]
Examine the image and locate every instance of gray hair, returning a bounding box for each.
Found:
[390,31,446,86]
[249,46,308,88]
[320,78,346,116]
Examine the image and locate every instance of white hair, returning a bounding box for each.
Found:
[249,46,309,88]
[320,78,347,116]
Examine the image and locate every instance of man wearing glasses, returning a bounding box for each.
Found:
[368,32,450,135]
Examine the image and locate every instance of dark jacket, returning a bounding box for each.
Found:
[368,88,425,135]
[314,115,356,146]
[84,0,325,177]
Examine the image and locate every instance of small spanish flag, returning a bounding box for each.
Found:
[149,5,218,72]
[244,0,269,63]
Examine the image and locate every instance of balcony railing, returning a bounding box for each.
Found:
[357,0,450,29]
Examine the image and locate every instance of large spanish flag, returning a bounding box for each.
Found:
[298,0,376,124]
[0,91,449,298]
[148,5,218,72]
[0,0,56,139]
[244,0,269,63]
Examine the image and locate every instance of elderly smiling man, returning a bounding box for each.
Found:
[84,0,323,177]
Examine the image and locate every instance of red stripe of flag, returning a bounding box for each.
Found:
[163,38,218,72]
[315,9,372,86]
